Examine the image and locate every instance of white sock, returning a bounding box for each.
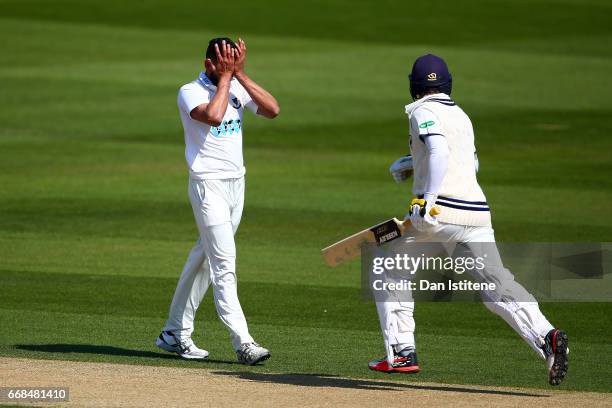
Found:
[394,343,415,354]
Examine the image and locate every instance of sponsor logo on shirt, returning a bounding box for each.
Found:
[419,120,435,129]
[211,119,242,137]
[231,96,242,109]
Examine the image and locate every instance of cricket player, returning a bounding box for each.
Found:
[369,54,569,386]
[156,38,280,365]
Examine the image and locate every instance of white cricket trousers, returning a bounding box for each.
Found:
[376,223,554,363]
[163,176,253,350]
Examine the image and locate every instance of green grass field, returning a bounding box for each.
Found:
[1,0,611,394]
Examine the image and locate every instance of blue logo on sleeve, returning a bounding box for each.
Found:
[211,119,242,137]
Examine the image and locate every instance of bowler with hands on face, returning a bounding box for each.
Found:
[156,37,279,366]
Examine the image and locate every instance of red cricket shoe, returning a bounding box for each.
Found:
[368,348,420,373]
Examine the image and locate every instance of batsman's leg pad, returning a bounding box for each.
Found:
[482,300,552,359]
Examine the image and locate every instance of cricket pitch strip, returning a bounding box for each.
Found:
[1,357,609,407]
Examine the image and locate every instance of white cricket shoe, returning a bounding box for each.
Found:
[155,331,209,360]
[236,342,271,365]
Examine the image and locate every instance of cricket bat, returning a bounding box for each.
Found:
[321,207,440,267]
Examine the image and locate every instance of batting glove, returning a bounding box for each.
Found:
[389,155,414,183]
[405,198,438,232]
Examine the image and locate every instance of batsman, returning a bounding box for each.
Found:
[369,54,569,386]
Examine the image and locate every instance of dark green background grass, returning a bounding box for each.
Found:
[1,0,611,394]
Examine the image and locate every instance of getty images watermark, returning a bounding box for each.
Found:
[361,242,612,302]
[0,387,69,403]
[371,252,495,292]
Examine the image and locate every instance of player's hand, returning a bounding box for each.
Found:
[405,198,438,232]
[211,40,236,81]
[234,38,247,77]
[389,155,413,183]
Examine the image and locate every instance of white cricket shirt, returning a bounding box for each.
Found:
[178,72,258,180]
[405,93,492,227]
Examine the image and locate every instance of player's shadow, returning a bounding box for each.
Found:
[15,344,239,365]
[212,371,549,396]
[15,344,549,396]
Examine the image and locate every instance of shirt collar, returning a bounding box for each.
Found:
[405,93,451,117]
[198,71,237,92]
[198,72,216,91]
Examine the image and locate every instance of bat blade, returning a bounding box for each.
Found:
[321,207,440,267]
[321,218,406,267]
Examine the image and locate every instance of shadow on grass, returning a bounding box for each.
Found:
[212,371,549,396]
[14,344,239,365]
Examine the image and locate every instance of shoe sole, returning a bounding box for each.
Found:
[369,366,392,372]
[241,352,271,366]
[392,365,420,373]
[549,330,569,386]
[177,352,209,360]
[155,337,209,360]
[368,362,420,373]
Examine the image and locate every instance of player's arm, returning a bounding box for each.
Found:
[412,109,449,204]
[422,135,449,204]
[233,38,280,119]
[190,82,230,126]
[190,42,235,126]
[406,110,448,230]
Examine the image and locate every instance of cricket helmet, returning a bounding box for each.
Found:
[409,54,452,100]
